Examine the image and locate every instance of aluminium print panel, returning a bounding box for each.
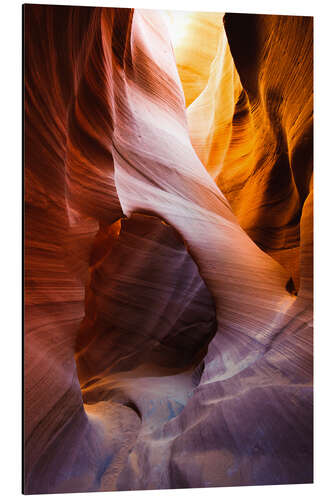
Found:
[23,3,313,494]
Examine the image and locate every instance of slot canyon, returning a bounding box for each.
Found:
[24,5,313,494]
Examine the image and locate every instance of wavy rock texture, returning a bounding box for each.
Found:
[24,5,313,494]
[178,13,313,289]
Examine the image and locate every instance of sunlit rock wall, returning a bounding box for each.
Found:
[176,13,313,290]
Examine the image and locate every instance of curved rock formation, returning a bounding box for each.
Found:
[24,5,313,494]
[177,13,313,289]
[76,213,217,385]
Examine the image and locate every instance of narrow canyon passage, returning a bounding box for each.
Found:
[24,6,313,494]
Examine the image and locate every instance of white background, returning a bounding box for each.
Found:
[0,0,332,498]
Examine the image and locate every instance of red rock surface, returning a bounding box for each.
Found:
[24,5,313,494]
